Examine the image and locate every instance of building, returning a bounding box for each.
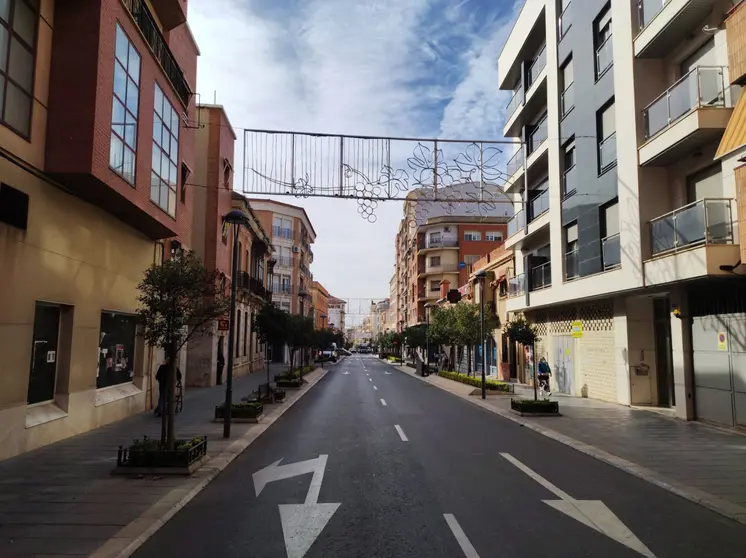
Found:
[370,299,390,339]
[327,296,347,333]
[0,0,199,460]
[498,0,746,426]
[310,281,330,329]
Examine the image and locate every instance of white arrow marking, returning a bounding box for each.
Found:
[253,455,340,558]
[342,371,349,375]
[500,453,655,557]
[384,371,392,375]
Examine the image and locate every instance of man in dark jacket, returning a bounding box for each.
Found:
[155,360,182,417]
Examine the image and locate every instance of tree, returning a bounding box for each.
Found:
[403,324,427,361]
[454,302,500,377]
[504,315,540,400]
[254,302,289,349]
[428,306,457,369]
[285,314,314,377]
[137,250,229,449]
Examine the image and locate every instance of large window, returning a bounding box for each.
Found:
[598,100,617,172]
[97,311,137,389]
[594,4,613,78]
[0,0,38,138]
[151,83,179,216]
[601,200,621,270]
[486,231,503,242]
[464,231,481,241]
[111,24,140,184]
[560,57,574,117]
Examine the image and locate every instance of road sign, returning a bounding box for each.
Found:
[253,455,340,558]
[218,319,229,331]
[571,320,583,338]
[500,453,655,558]
[718,332,727,351]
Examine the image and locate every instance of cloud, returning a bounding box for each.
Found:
[188,0,520,317]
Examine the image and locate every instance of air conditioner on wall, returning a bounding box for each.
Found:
[292,246,300,253]
[444,227,451,232]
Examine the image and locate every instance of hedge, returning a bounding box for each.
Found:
[438,370,512,392]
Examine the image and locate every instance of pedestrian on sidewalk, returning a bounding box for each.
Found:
[537,357,552,396]
[216,336,225,385]
[155,359,182,417]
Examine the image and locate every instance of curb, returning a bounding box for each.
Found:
[91,368,330,558]
[385,361,746,527]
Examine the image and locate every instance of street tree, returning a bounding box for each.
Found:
[504,315,540,400]
[428,306,457,370]
[453,302,500,377]
[403,324,427,361]
[286,314,315,377]
[136,250,229,449]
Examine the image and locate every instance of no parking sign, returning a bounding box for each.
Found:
[718,332,728,351]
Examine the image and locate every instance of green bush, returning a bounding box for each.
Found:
[386,356,402,363]
[438,370,512,392]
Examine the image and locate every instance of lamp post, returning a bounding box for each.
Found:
[424,302,434,376]
[222,209,251,438]
[475,270,487,400]
[297,289,308,379]
[265,258,277,391]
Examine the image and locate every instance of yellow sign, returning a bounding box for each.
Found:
[718,332,728,351]
[571,320,583,338]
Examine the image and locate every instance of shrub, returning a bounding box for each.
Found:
[438,370,512,392]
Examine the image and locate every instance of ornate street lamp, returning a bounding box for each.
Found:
[475,270,487,400]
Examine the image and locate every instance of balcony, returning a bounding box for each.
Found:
[645,198,740,285]
[595,35,613,78]
[640,67,733,166]
[561,83,574,118]
[238,272,272,302]
[526,46,546,92]
[635,0,717,58]
[148,0,187,31]
[527,115,548,157]
[558,2,572,40]
[419,263,459,276]
[530,261,552,292]
[565,250,579,281]
[122,0,191,107]
[507,209,526,238]
[599,132,617,171]
[562,165,577,198]
[419,238,459,250]
[506,87,523,121]
[508,273,526,298]
[273,226,294,239]
[300,263,313,279]
[602,233,621,270]
[506,148,524,178]
[276,256,293,268]
[528,189,549,223]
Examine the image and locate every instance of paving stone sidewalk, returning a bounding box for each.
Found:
[394,360,746,523]
[0,366,324,557]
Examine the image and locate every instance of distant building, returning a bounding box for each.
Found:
[328,296,347,333]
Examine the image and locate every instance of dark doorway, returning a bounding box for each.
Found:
[653,297,675,407]
[27,303,61,405]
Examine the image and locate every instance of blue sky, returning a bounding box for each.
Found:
[189,0,521,319]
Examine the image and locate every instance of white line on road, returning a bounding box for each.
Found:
[500,453,571,500]
[443,514,480,558]
[380,399,387,406]
[369,378,372,382]
[394,424,408,442]
[373,386,378,390]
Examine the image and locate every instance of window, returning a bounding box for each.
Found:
[464,255,481,265]
[486,231,503,242]
[565,222,579,280]
[595,4,612,78]
[687,164,723,202]
[429,256,441,266]
[237,241,242,273]
[429,280,440,292]
[272,216,292,238]
[464,231,481,241]
[601,200,621,270]
[27,302,61,404]
[110,25,141,184]
[562,139,576,198]
[97,311,138,389]
[558,0,572,38]
[151,83,179,216]
[598,101,616,171]
[0,0,39,137]
[243,311,248,357]
[281,301,291,313]
[236,309,241,358]
[280,274,291,293]
[560,57,574,116]
[180,163,191,203]
[429,232,441,243]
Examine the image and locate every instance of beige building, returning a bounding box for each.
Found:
[499,0,746,426]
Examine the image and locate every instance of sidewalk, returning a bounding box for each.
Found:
[0,367,328,557]
[393,361,746,525]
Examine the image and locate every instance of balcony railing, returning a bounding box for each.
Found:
[526,45,547,90]
[508,273,526,298]
[122,0,191,107]
[643,66,728,139]
[596,35,613,77]
[565,250,579,281]
[300,263,313,279]
[599,132,617,170]
[562,165,577,199]
[637,0,669,30]
[276,256,293,267]
[558,2,572,39]
[650,198,736,256]
[422,238,459,249]
[507,209,526,238]
[528,189,549,222]
[506,148,524,177]
[561,83,574,116]
[425,263,459,273]
[506,87,523,120]
[527,115,548,155]
[602,233,621,270]
[530,261,552,291]
[238,272,271,302]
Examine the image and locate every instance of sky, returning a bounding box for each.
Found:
[188,0,522,313]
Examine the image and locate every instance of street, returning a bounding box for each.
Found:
[133,355,746,558]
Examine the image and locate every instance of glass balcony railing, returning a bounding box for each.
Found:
[277,256,293,267]
[650,198,736,256]
[506,87,523,120]
[528,116,548,155]
[561,83,574,116]
[643,66,728,139]
[526,45,547,90]
[507,209,526,238]
[565,250,579,281]
[506,148,524,177]
[602,233,621,270]
[425,238,459,249]
[508,273,526,298]
[530,261,552,291]
[562,165,577,198]
[599,132,617,170]
[637,0,669,31]
[558,2,572,39]
[528,189,549,222]
[596,35,613,77]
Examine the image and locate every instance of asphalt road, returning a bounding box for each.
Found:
[133,355,746,558]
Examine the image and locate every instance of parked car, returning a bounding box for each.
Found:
[321,348,338,362]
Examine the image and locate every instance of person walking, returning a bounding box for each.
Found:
[155,359,182,417]
[216,336,225,385]
[537,357,552,396]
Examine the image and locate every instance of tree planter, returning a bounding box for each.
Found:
[273,389,287,402]
[439,371,514,393]
[113,436,208,476]
[214,402,264,423]
[510,398,560,416]
[276,379,303,389]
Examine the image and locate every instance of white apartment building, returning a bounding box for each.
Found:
[499,0,746,427]
[328,296,347,333]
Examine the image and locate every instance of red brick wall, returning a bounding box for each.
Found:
[457,223,508,285]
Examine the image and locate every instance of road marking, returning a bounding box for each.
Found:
[394,424,408,442]
[443,514,480,558]
[500,453,655,557]
[380,399,387,406]
[369,378,372,382]
[342,371,349,375]
[373,385,378,390]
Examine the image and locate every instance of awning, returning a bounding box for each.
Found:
[716,90,746,159]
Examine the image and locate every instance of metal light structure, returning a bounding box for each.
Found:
[222,209,251,438]
[475,270,487,400]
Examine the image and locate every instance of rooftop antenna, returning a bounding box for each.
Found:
[213,90,217,104]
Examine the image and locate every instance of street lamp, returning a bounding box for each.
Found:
[475,270,487,400]
[424,302,434,376]
[297,289,308,377]
[222,209,251,438]
[265,257,277,392]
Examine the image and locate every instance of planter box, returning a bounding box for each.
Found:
[510,398,560,416]
[214,403,264,423]
[276,379,303,389]
[113,436,208,476]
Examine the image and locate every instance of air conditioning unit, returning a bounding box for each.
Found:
[444,226,451,232]
[292,246,300,253]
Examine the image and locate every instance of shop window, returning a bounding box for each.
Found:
[97,311,137,389]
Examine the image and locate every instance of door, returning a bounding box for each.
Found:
[653,298,675,407]
[27,303,61,405]
[554,335,575,395]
